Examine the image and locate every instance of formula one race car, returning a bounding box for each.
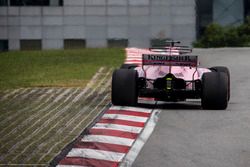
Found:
[112,41,230,110]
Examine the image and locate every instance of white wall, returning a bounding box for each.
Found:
[0,0,196,50]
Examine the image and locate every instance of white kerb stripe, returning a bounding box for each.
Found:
[125,61,141,64]
[92,123,142,134]
[102,114,148,123]
[81,135,135,146]
[126,58,142,61]
[67,148,125,162]
[110,106,152,113]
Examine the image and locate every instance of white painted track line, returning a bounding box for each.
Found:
[120,109,161,167]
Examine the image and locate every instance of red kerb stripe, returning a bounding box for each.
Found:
[74,142,130,153]
[59,157,119,167]
[98,119,145,127]
[88,129,138,139]
[106,109,150,117]
[126,59,142,61]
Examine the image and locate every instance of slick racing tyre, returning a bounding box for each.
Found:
[201,72,229,110]
[210,66,230,101]
[112,69,138,106]
[120,64,138,69]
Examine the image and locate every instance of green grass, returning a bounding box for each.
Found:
[0,48,124,89]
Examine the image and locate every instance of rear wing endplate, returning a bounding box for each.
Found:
[142,54,198,67]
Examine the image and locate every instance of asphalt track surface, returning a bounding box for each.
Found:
[133,48,250,167]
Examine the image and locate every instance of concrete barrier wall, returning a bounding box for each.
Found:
[0,0,196,50]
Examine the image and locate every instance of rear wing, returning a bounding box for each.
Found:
[149,47,192,55]
[142,54,198,67]
[150,40,192,55]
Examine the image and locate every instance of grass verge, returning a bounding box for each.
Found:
[0,48,124,90]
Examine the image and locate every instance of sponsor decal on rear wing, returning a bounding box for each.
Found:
[142,54,198,67]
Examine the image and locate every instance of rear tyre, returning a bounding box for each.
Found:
[120,64,138,69]
[112,69,138,106]
[201,72,228,110]
[210,66,230,101]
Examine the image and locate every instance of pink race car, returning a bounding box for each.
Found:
[112,41,230,110]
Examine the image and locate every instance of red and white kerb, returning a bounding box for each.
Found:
[57,106,153,167]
